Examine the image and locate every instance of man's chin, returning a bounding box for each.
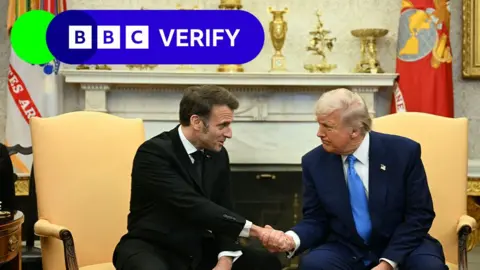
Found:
[210,145,223,152]
[322,144,334,153]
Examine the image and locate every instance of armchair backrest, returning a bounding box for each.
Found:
[30,111,145,269]
[372,112,468,265]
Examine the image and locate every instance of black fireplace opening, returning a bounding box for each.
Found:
[230,167,303,268]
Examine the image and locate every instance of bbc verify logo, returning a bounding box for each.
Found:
[46,9,265,65]
[69,26,150,49]
[68,26,240,49]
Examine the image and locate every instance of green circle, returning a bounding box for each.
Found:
[10,10,55,64]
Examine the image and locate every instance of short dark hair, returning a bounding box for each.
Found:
[179,85,239,126]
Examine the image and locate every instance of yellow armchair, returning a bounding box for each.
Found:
[372,112,477,269]
[29,111,145,270]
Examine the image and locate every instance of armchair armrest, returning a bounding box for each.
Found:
[457,215,477,234]
[34,219,79,270]
[457,215,477,270]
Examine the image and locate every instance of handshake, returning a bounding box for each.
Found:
[250,224,296,253]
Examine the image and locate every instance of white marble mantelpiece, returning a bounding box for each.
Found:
[60,68,398,164]
[62,69,398,87]
[61,69,398,120]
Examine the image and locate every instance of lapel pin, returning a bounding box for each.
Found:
[380,164,386,171]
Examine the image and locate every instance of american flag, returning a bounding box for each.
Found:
[5,0,67,174]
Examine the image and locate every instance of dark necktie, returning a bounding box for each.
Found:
[191,150,205,182]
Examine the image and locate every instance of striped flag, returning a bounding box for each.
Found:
[5,0,66,174]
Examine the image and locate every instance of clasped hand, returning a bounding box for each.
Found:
[257,225,295,253]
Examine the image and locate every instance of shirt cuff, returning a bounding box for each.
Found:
[285,230,301,258]
[380,258,398,269]
[218,251,243,263]
[239,220,252,237]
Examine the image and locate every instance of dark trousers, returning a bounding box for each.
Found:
[114,237,282,270]
[299,237,447,270]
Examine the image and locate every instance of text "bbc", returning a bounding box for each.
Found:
[68,25,149,49]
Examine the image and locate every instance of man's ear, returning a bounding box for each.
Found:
[190,115,202,131]
[350,127,360,138]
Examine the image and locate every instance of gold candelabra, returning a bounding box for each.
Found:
[268,7,288,72]
[217,0,244,72]
[304,10,336,73]
[351,28,388,73]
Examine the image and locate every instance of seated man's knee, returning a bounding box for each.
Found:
[300,252,335,270]
[299,243,355,270]
[403,255,447,270]
[122,252,170,270]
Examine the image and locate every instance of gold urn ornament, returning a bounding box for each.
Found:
[268,7,288,72]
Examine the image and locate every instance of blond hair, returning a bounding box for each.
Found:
[314,88,372,134]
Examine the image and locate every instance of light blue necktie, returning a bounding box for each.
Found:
[346,155,372,244]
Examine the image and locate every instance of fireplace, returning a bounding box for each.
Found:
[230,165,303,267]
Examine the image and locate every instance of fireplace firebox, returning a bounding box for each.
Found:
[230,168,303,268]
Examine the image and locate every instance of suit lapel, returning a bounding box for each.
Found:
[169,126,206,196]
[323,153,358,235]
[368,131,388,232]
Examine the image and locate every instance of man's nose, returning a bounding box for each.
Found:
[224,127,232,138]
[317,127,325,138]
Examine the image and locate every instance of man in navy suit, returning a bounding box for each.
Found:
[259,88,447,270]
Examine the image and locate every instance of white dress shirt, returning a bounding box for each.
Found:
[286,133,397,269]
[178,126,252,263]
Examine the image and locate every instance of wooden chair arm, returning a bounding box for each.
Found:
[458,215,477,270]
[34,219,79,270]
[457,215,477,234]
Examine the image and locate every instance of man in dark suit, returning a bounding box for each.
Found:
[260,88,447,270]
[113,85,281,270]
[0,142,15,213]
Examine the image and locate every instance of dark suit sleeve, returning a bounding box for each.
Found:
[290,155,328,254]
[381,143,435,264]
[134,141,247,239]
[0,143,15,211]
[213,150,243,253]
